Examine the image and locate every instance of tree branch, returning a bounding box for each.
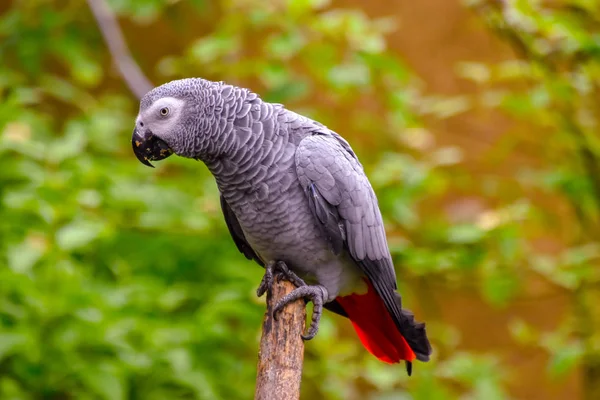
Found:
[87,0,153,100]
[255,279,305,400]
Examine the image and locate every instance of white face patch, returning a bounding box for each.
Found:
[138,96,186,144]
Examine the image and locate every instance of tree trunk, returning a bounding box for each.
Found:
[255,279,306,400]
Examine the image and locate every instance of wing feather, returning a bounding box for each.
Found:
[219,195,264,266]
[295,132,431,361]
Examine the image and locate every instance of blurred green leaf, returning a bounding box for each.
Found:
[447,224,485,244]
[547,341,584,378]
[0,333,26,361]
[55,220,106,250]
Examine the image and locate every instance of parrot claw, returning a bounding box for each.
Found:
[274,262,307,288]
[256,261,276,298]
[256,260,306,297]
[273,285,328,341]
[257,261,325,340]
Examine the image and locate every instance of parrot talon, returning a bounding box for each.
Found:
[257,261,306,297]
[256,261,276,297]
[272,285,328,341]
[274,262,307,288]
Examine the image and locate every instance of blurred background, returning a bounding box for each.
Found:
[1,0,600,399]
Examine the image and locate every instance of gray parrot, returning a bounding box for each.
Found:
[132,78,432,374]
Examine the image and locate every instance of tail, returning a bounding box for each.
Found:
[336,281,431,371]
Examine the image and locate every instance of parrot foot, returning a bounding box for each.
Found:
[256,261,277,298]
[256,260,306,297]
[257,260,325,340]
[273,284,329,341]
[273,261,307,288]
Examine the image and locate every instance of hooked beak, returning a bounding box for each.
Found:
[132,127,173,168]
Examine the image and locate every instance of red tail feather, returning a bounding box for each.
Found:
[336,281,416,363]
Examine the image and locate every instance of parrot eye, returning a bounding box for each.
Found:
[159,107,170,116]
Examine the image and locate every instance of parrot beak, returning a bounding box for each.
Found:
[132,127,173,168]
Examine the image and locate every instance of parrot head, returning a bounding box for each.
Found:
[131,96,180,168]
[132,78,213,167]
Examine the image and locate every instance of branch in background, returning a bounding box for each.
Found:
[87,0,153,100]
[255,278,305,400]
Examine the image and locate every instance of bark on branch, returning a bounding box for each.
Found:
[255,279,306,400]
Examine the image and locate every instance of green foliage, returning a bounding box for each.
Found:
[466,0,600,391]
[2,0,600,399]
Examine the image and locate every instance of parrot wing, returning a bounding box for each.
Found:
[295,131,431,362]
[220,194,264,266]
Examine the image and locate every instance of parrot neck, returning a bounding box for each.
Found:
[185,84,259,162]
[203,103,290,198]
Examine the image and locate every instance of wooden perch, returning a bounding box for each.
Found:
[255,278,306,400]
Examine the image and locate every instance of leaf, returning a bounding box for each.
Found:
[481,263,520,307]
[456,62,490,83]
[265,32,305,60]
[327,62,371,88]
[429,146,463,166]
[81,366,126,400]
[447,224,485,244]
[7,239,44,273]
[190,36,239,64]
[175,370,218,400]
[474,378,507,400]
[509,319,538,345]
[55,220,105,250]
[0,333,26,361]
[547,342,583,378]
